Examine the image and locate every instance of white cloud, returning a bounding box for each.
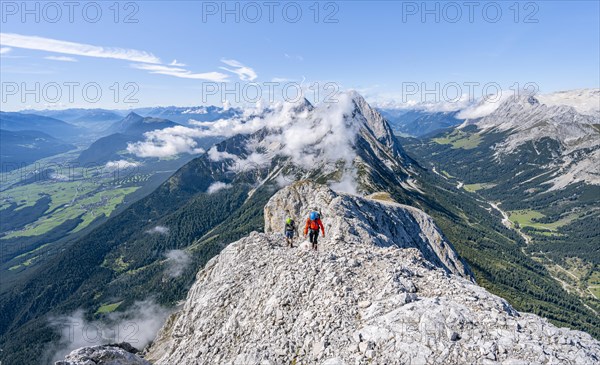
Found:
[169,59,186,66]
[284,53,303,61]
[207,146,238,161]
[127,125,207,157]
[271,77,293,83]
[456,91,513,119]
[1,33,161,63]
[146,225,170,235]
[44,55,78,62]
[0,46,11,54]
[105,160,140,170]
[207,181,232,194]
[220,59,257,81]
[131,63,228,82]
[371,92,475,113]
[330,169,359,195]
[1,33,235,83]
[164,250,191,277]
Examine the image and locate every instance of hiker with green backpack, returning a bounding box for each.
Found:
[284,217,298,248]
[304,211,325,251]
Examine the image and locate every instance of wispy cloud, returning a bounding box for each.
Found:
[0,33,161,64]
[170,59,186,67]
[146,225,170,235]
[220,59,257,81]
[1,33,236,83]
[164,250,191,277]
[284,53,303,61]
[271,77,293,83]
[44,55,78,62]
[207,181,232,194]
[131,63,229,81]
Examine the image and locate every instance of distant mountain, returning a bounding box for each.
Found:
[378,109,463,137]
[106,112,179,135]
[0,112,82,141]
[403,88,600,311]
[130,105,239,124]
[459,92,599,189]
[25,108,124,123]
[76,112,225,165]
[75,133,133,165]
[0,129,76,171]
[74,113,178,165]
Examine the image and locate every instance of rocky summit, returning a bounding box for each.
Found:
[58,182,600,365]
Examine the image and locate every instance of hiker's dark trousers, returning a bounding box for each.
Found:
[309,229,319,245]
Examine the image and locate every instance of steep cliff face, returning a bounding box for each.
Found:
[138,182,600,365]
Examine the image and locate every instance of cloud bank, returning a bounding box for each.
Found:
[127,125,207,157]
[129,93,362,192]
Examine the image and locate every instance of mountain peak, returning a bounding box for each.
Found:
[343,91,407,161]
[108,112,177,136]
[124,111,143,121]
[291,97,314,113]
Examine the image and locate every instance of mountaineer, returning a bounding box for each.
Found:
[284,217,298,248]
[304,211,325,251]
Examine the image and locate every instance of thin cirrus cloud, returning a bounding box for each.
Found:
[0,33,258,83]
[131,63,229,82]
[220,59,258,81]
[45,55,78,62]
[169,59,186,67]
[0,33,161,63]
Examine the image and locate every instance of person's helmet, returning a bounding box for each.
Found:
[286,217,292,224]
[310,211,318,220]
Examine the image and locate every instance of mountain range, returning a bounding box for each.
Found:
[0,90,598,365]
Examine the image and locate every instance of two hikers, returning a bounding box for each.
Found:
[283,210,325,250]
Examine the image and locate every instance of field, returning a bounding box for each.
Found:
[508,209,575,231]
[95,301,123,314]
[589,271,600,299]
[433,130,482,149]
[463,183,496,192]
[1,176,139,238]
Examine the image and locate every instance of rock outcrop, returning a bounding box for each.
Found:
[141,181,600,365]
[55,343,151,365]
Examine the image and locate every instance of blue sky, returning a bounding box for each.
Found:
[1,0,599,110]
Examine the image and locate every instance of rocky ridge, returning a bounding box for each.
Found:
[136,181,600,365]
